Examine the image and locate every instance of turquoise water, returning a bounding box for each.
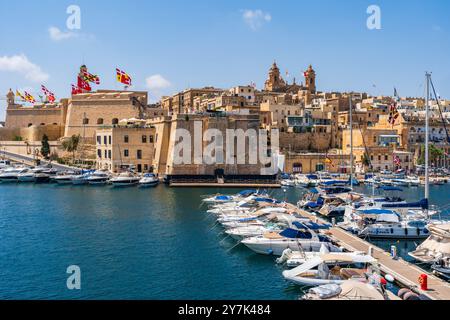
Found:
[0,182,448,299]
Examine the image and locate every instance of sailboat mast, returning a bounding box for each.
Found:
[349,95,354,189]
[425,72,431,200]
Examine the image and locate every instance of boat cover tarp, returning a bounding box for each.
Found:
[382,198,429,210]
[292,221,331,230]
[279,228,313,239]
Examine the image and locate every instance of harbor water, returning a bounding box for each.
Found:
[0,183,449,299]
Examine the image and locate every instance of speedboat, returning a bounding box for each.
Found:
[281,179,295,187]
[110,172,140,187]
[241,221,340,256]
[282,252,376,286]
[17,169,35,182]
[86,171,110,185]
[295,174,319,188]
[0,167,28,182]
[139,173,159,187]
[71,172,92,185]
[54,171,77,184]
[409,224,450,278]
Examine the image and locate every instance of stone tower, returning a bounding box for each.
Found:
[264,61,286,92]
[304,65,316,93]
[6,88,15,107]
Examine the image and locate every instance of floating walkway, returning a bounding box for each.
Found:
[285,203,450,300]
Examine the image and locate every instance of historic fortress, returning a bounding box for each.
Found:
[1,61,449,176]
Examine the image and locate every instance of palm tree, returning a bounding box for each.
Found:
[62,134,81,162]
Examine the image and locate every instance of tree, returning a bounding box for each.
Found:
[62,134,81,162]
[41,134,51,159]
[417,144,444,167]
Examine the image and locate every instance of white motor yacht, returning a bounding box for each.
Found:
[0,167,28,182]
[17,169,36,182]
[86,171,111,185]
[282,252,376,286]
[139,173,159,187]
[409,223,450,279]
[54,172,76,184]
[110,172,140,187]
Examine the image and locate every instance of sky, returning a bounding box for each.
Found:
[1,0,450,120]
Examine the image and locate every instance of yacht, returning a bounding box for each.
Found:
[409,224,450,279]
[34,172,51,183]
[86,171,110,185]
[295,174,319,188]
[71,172,92,185]
[241,222,340,256]
[17,169,36,182]
[0,160,11,169]
[282,252,376,286]
[139,173,159,187]
[54,171,76,184]
[110,172,140,187]
[0,167,28,182]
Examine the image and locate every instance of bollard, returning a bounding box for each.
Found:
[390,245,397,259]
[419,274,428,291]
[368,246,373,257]
[331,217,336,227]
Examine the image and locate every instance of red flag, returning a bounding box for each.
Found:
[116,68,132,86]
[41,85,56,103]
[71,84,82,95]
[77,76,91,92]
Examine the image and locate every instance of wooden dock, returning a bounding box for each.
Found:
[286,203,450,300]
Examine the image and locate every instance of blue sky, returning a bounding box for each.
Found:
[1,0,449,120]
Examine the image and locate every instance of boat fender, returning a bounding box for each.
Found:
[385,274,395,283]
[397,288,411,299]
[267,249,274,255]
[403,292,420,300]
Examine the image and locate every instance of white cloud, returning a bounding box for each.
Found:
[145,74,171,90]
[242,9,272,31]
[0,54,49,82]
[48,26,77,41]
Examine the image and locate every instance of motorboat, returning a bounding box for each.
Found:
[302,280,400,300]
[17,169,36,182]
[241,221,340,256]
[409,224,450,278]
[0,167,28,182]
[282,252,376,286]
[139,173,159,187]
[86,171,111,185]
[340,207,431,239]
[54,171,77,184]
[34,172,51,183]
[110,172,140,187]
[281,179,296,187]
[71,172,92,185]
[0,160,11,169]
[202,190,264,204]
[295,174,319,188]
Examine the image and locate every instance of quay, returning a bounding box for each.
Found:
[0,150,74,171]
[285,203,450,300]
[169,182,281,188]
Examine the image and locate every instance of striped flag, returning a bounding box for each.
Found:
[388,102,400,126]
[41,85,56,103]
[24,91,36,104]
[71,84,83,95]
[15,89,26,101]
[116,68,132,86]
[82,71,100,84]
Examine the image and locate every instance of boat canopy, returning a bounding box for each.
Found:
[357,209,396,215]
[279,228,313,239]
[382,198,429,210]
[320,180,349,186]
[292,221,331,230]
[216,195,232,201]
[238,190,256,197]
[254,197,280,204]
[306,174,319,180]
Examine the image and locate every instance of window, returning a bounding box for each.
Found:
[149,135,154,143]
[378,155,381,161]
[83,118,89,125]
[385,155,388,161]
[28,123,32,127]
[112,118,119,125]
[124,149,129,157]
[97,136,101,144]
[97,149,101,158]
[142,135,147,143]
[124,135,129,143]
[103,136,107,145]
[108,150,111,159]
[97,118,104,125]
[109,136,111,145]
[104,150,107,158]
[137,150,142,159]
[144,164,148,171]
